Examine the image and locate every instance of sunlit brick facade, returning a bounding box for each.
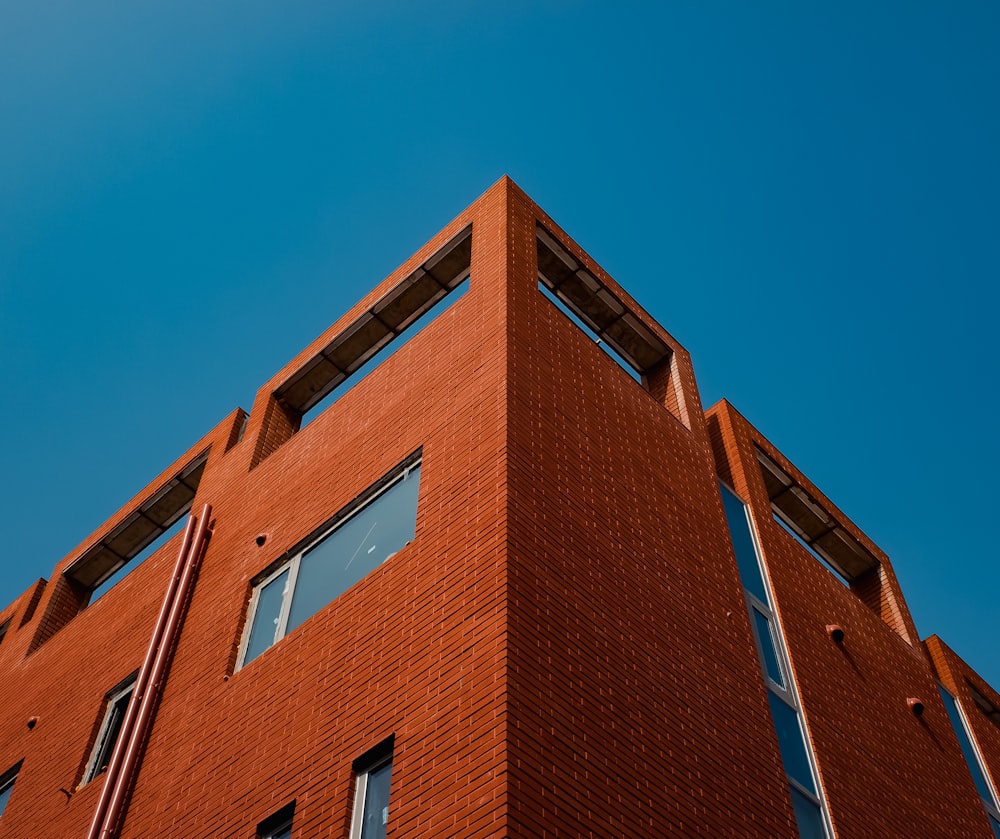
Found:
[0,178,996,838]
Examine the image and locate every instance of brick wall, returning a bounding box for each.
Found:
[0,178,996,838]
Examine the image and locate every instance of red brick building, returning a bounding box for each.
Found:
[0,178,997,838]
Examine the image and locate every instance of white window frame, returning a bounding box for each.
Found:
[83,676,136,784]
[721,482,834,838]
[236,459,420,671]
[942,685,1000,828]
[349,753,393,839]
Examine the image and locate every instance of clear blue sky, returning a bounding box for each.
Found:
[2,2,997,687]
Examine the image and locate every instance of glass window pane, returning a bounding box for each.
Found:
[789,785,827,839]
[988,813,1000,839]
[768,691,816,794]
[0,776,15,817]
[243,568,290,665]
[287,468,420,634]
[752,608,785,689]
[939,687,996,804]
[87,683,135,781]
[360,761,393,839]
[720,486,768,603]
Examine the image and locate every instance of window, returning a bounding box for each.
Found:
[755,447,877,583]
[28,451,209,655]
[753,446,914,642]
[238,457,421,669]
[83,675,137,784]
[272,228,472,427]
[536,224,671,380]
[538,282,641,382]
[89,516,189,602]
[0,761,21,819]
[0,619,9,647]
[969,682,1000,732]
[297,278,469,430]
[257,801,294,839]
[350,737,394,839]
[940,686,1000,838]
[720,484,831,839]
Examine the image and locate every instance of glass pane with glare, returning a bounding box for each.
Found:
[244,568,290,665]
[288,467,420,634]
[361,760,393,839]
[752,608,785,689]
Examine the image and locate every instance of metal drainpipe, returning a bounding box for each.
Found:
[85,513,197,839]
[87,504,212,839]
[99,504,213,839]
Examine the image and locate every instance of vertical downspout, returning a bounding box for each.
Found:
[86,504,212,839]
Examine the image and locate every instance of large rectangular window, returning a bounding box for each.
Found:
[238,458,421,669]
[83,675,137,784]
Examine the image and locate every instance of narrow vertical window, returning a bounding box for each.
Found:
[939,686,1000,837]
[720,484,831,839]
[84,675,137,783]
[0,761,22,820]
[350,737,394,839]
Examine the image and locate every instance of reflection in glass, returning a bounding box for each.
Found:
[720,486,768,603]
[360,760,393,839]
[768,691,816,794]
[789,785,826,839]
[288,467,420,633]
[244,569,290,665]
[752,608,785,689]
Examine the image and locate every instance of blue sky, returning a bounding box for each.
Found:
[2,2,997,687]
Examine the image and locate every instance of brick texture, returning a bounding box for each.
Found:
[0,178,995,838]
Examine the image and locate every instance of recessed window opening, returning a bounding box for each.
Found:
[298,278,469,429]
[83,674,137,784]
[536,224,670,383]
[538,282,641,382]
[257,801,295,839]
[756,447,877,584]
[65,451,208,606]
[771,515,850,588]
[0,760,22,819]
[0,619,9,647]
[89,516,188,602]
[969,682,1000,732]
[237,455,421,669]
[350,736,394,839]
[275,227,472,426]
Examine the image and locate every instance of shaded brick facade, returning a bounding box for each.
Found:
[0,178,995,837]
